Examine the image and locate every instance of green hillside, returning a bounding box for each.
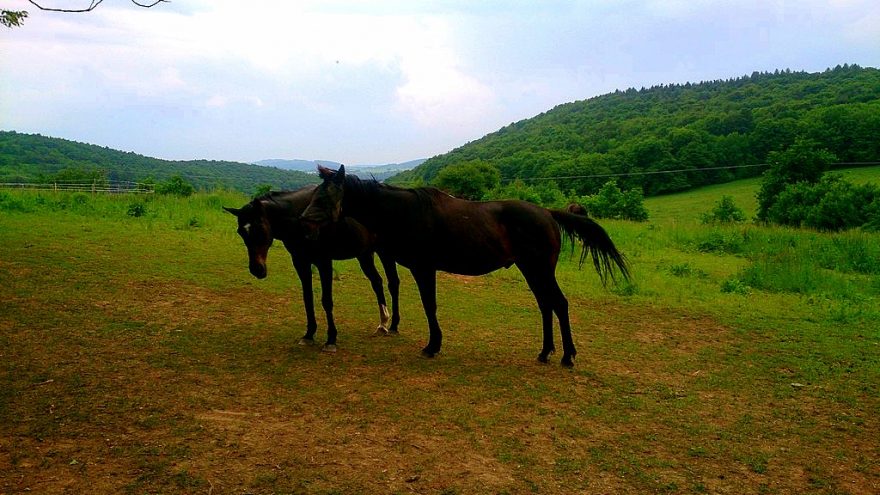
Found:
[393,65,880,196]
[0,131,318,193]
[645,165,880,224]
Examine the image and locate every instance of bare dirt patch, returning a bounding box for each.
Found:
[2,258,878,494]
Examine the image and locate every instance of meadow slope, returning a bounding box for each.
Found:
[1,170,878,494]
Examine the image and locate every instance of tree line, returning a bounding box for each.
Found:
[393,65,880,199]
[0,131,318,194]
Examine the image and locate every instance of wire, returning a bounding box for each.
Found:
[506,163,771,182]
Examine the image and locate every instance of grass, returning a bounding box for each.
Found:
[1,170,879,494]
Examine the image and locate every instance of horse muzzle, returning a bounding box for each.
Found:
[249,262,267,279]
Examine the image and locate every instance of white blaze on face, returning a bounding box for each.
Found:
[243,223,251,234]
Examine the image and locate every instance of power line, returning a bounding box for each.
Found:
[505,163,771,182]
[392,161,880,186]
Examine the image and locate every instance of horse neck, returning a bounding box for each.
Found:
[343,181,413,231]
[260,194,306,238]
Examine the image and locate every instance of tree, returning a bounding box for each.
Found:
[3,1,167,28]
[579,180,648,222]
[1,10,27,28]
[156,175,195,197]
[433,160,500,200]
[756,138,836,221]
[26,0,167,13]
[701,195,746,224]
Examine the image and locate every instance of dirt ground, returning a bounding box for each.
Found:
[1,263,878,494]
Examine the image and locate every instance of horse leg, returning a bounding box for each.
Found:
[316,258,338,353]
[356,253,390,336]
[517,263,574,365]
[548,278,575,367]
[292,257,318,346]
[412,268,442,357]
[379,252,401,334]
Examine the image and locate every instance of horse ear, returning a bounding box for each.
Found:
[317,165,334,180]
[334,165,346,185]
[223,207,241,216]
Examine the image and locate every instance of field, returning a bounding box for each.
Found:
[1,169,879,494]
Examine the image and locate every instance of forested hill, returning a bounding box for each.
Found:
[0,132,318,193]
[392,65,880,196]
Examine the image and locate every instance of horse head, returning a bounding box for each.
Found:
[224,199,273,279]
[300,164,346,241]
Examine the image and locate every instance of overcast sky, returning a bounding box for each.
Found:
[2,0,878,165]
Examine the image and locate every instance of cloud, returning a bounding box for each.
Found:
[2,0,879,164]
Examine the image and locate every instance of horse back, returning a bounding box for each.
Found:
[392,194,560,274]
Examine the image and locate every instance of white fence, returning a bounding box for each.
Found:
[0,181,154,194]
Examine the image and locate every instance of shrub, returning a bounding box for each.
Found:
[720,278,750,295]
[156,175,195,197]
[579,180,649,222]
[701,195,746,224]
[0,191,31,212]
[695,229,746,254]
[863,199,880,232]
[484,179,567,208]
[433,160,500,200]
[756,138,836,221]
[253,184,273,198]
[767,174,879,231]
[127,202,147,217]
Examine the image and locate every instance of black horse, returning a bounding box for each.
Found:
[301,166,629,367]
[224,186,400,351]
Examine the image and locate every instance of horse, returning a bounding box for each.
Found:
[224,186,401,352]
[300,166,629,367]
[565,202,588,216]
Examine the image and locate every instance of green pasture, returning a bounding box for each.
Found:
[1,170,878,494]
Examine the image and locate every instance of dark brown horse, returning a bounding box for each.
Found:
[301,166,629,367]
[566,202,588,216]
[224,186,400,351]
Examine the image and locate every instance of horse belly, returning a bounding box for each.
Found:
[434,238,513,275]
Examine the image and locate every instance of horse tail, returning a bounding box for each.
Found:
[549,209,630,284]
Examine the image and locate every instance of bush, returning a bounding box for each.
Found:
[701,195,746,224]
[695,229,746,254]
[756,139,836,221]
[0,191,31,212]
[483,180,567,208]
[433,160,500,200]
[578,180,649,221]
[767,174,879,231]
[253,184,273,198]
[127,202,147,217]
[863,199,880,232]
[156,175,195,197]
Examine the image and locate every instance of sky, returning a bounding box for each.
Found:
[1,0,879,165]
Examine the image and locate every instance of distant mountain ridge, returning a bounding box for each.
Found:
[252,158,426,181]
[252,159,343,173]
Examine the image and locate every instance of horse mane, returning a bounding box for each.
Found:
[339,172,448,206]
[253,185,317,205]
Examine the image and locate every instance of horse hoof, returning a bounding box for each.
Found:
[322,344,338,353]
[537,349,554,363]
[298,337,316,346]
[561,355,576,368]
[374,326,389,336]
[420,348,439,359]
